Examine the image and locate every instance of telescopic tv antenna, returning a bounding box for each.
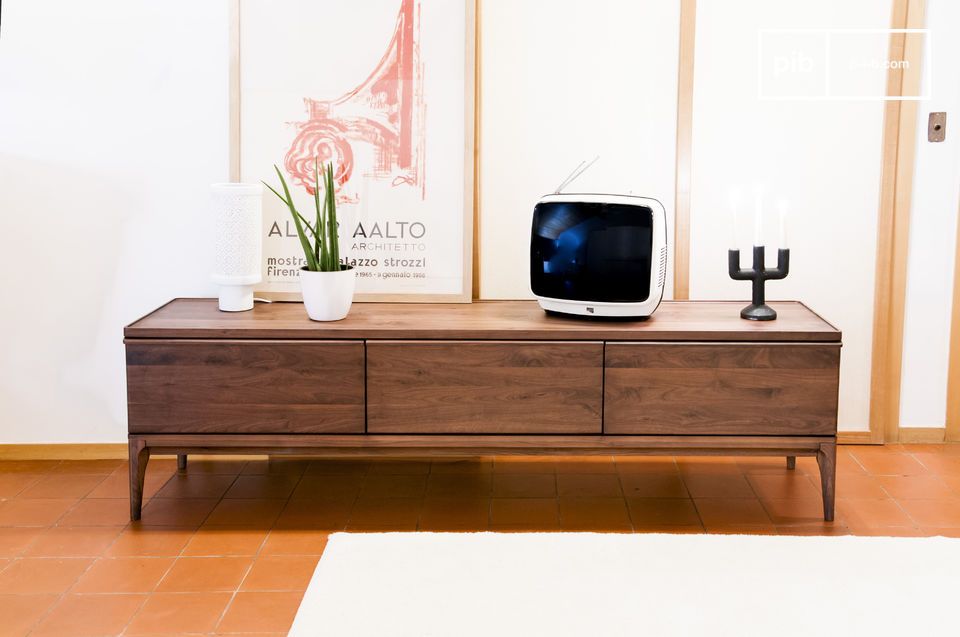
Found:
[554,155,600,194]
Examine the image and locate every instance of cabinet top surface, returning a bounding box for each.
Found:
[125,299,840,342]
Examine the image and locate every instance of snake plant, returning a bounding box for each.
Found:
[263,160,344,272]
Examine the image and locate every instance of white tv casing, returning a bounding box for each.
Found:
[532,193,668,318]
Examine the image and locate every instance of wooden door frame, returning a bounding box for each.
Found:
[867,0,926,444]
[672,0,696,300]
[946,191,960,441]
[472,0,483,299]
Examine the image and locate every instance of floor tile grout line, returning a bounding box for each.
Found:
[415,458,440,531]
[342,460,372,533]
[8,444,960,621]
[687,497,708,531]
[21,520,121,635]
[211,556,261,633]
[552,468,560,528]
[613,463,636,533]
[15,471,110,502]
[6,473,44,500]
[119,459,249,637]
[99,463,177,560]
[16,475,73,637]
[885,490,927,530]
[740,465,778,528]
[266,463,311,534]
[162,461,299,630]
[116,590,153,637]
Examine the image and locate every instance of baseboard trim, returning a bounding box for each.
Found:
[0,444,275,462]
[837,431,877,445]
[898,427,947,444]
[0,443,128,460]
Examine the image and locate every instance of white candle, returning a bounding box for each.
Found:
[778,199,789,249]
[753,187,763,246]
[728,188,741,248]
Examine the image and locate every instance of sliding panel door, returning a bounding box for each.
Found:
[899,0,960,434]
[479,0,682,299]
[688,0,893,433]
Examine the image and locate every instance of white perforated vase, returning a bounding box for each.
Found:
[211,183,263,311]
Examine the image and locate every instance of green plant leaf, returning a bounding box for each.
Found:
[318,166,329,271]
[269,165,318,271]
[313,158,323,263]
[327,163,340,270]
[321,193,331,270]
[263,180,316,238]
[294,211,318,238]
[264,181,316,237]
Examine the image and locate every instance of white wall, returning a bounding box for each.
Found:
[1,0,954,444]
[478,0,681,299]
[687,0,892,432]
[899,0,960,429]
[0,0,226,442]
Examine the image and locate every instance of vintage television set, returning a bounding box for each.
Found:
[530,193,668,318]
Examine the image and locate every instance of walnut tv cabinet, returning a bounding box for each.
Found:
[124,299,841,521]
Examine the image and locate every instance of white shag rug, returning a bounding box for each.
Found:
[290,532,960,637]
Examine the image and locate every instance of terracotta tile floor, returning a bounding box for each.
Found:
[1,444,960,635]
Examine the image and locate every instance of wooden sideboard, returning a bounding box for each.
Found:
[124,299,842,521]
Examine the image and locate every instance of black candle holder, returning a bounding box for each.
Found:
[728,246,790,321]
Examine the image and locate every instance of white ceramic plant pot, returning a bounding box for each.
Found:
[300,267,356,321]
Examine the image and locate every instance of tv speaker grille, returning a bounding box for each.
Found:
[657,245,667,289]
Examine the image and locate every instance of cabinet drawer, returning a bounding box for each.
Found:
[604,343,840,435]
[367,341,603,434]
[126,340,364,434]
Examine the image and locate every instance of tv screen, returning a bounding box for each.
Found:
[530,201,653,303]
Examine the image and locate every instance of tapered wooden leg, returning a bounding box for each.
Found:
[129,438,151,521]
[786,456,796,470]
[177,454,187,472]
[816,442,836,522]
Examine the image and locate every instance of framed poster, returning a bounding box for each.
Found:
[231,0,475,302]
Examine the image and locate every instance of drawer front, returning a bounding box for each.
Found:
[126,340,364,434]
[367,341,603,434]
[604,343,840,435]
